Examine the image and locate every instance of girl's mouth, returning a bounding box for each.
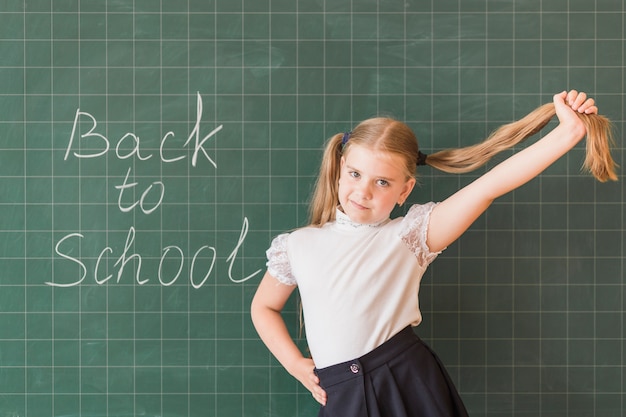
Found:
[350,200,369,210]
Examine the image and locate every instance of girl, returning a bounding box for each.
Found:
[251,90,615,417]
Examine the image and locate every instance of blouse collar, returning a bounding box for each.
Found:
[335,207,390,229]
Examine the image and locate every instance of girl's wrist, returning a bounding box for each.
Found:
[285,354,307,377]
[556,120,587,143]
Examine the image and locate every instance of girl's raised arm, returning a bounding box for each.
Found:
[426,90,598,253]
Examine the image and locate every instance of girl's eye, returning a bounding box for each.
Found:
[349,171,360,179]
[377,179,389,187]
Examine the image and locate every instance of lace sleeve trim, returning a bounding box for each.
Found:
[266,233,297,286]
[399,202,442,267]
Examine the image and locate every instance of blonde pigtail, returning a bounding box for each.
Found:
[426,103,618,182]
[309,133,345,226]
[577,111,618,182]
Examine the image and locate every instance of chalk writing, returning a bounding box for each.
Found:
[115,167,165,214]
[65,92,221,167]
[48,93,262,288]
[47,218,260,288]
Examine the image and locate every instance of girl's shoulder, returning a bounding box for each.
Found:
[266,232,296,285]
[398,202,442,266]
[403,202,438,219]
[392,201,438,229]
[269,224,327,248]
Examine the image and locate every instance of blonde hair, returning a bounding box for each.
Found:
[309,103,617,226]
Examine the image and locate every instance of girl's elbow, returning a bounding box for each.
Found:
[250,271,295,325]
[250,293,279,324]
[250,294,265,322]
[250,299,265,332]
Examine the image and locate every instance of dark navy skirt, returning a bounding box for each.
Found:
[314,327,469,417]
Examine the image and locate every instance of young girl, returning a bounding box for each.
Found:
[251,90,614,417]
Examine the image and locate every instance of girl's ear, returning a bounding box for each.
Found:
[398,178,416,205]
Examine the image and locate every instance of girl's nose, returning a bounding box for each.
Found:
[356,182,373,199]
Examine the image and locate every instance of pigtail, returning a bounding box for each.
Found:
[425,103,618,182]
[578,111,618,182]
[309,133,345,226]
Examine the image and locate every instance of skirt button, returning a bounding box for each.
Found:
[350,363,360,374]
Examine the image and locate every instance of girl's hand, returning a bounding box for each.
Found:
[565,89,597,114]
[554,90,598,138]
[291,357,327,406]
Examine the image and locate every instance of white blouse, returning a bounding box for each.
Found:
[266,203,441,368]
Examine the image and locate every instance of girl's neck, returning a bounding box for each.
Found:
[335,207,389,228]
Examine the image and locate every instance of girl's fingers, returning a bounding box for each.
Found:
[309,370,327,405]
[313,390,327,405]
[564,90,598,114]
[567,90,586,111]
[566,89,579,107]
[311,385,327,405]
[583,103,598,114]
[580,98,597,114]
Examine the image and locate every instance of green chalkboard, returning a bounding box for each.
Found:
[1,0,624,416]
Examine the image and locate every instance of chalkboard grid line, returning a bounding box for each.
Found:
[187,4,196,417]
[294,1,303,409]
[16,10,625,15]
[79,4,88,415]
[138,2,145,416]
[538,9,550,413]
[21,5,29,417]
[101,5,110,416]
[511,8,520,414]
[19,10,623,15]
[240,1,249,415]
[50,5,59,415]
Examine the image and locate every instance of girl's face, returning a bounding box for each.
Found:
[338,145,416,224]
